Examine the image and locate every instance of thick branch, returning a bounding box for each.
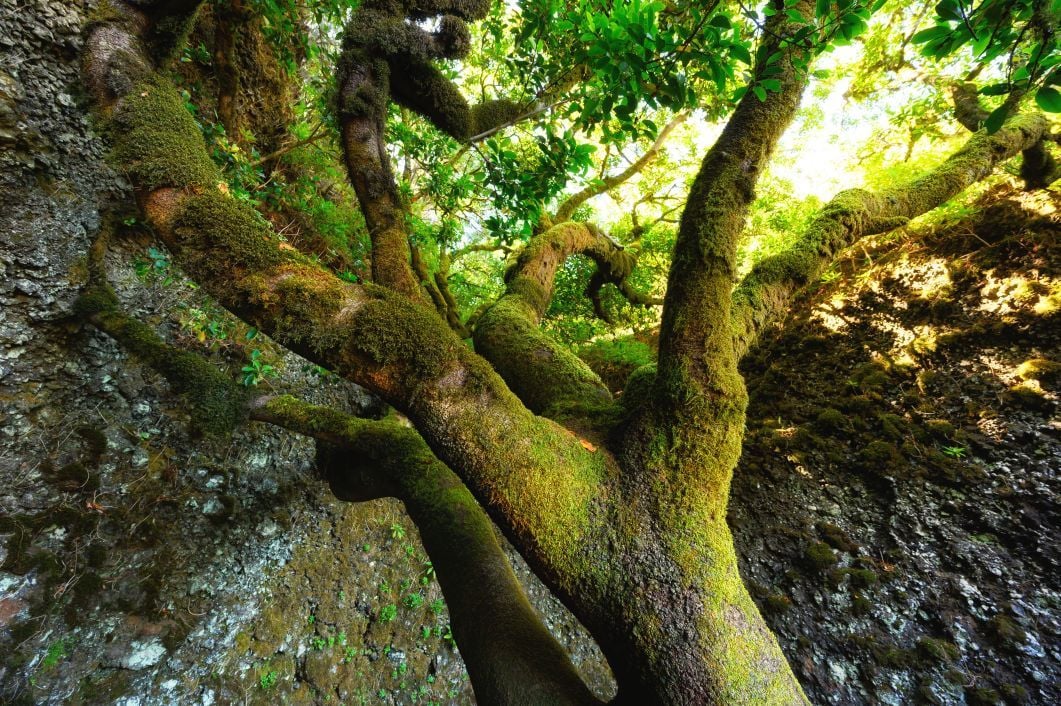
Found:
[951,82,1057,188]
[554,112,688,222]
[473,222,637,413]
[249,396,601,706]
[731,111,1052,359]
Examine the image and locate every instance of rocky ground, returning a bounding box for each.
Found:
[1,1,1057,705]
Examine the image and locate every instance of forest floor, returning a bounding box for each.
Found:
[731,181,1060,705]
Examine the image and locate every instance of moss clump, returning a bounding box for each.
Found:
[851,593,872,616]
[578,337,656,392]
[923,418,956,439]
[985,614,1026,649]
[1016,357,1059,387]
[999,683,1029,704]
[917,637,960,664]
[173,191,288,278]
[965,686,1001,706]
[1001,383,1052,412]
[110,76,221,190]
[817,522,859,553]
[848,568,878,589]
[805,541,838,571]
[859,440,903,471]
[814,407,847,432]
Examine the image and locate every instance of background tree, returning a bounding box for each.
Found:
[64,0,1060,703]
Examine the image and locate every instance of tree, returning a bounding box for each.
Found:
[77,0,1057,703]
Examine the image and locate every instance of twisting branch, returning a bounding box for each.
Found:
[75,220,599,704]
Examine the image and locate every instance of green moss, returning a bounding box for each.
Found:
[350,287,460,381]
[76,285,248,436]
[965,686,1002,706]
[1016,357,1059,386]
[814,407,847,432]
[110,76,220,190]
[848,568,878,589]
[859,440,903,471]
[816,522,859,553]
[148,10,201,64]
[917,637,960,664]
[985,614,1026,649]
[999,683,1029,704]
[805,541,838,571]
[173,191,288,277]
[1001,383,1052,411]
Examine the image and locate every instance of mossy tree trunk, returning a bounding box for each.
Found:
[81,1,1051,703]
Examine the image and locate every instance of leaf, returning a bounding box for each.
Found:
[983,104,1008,134]
[709,14,732,29]
[730,43,752,65]
[579,438,598,452]
[753,85,767,102]
[815,0,830,18]
[911,25,952,44]
[1035,86,1061,112]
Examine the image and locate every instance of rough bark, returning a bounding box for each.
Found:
[731,110,1052,360]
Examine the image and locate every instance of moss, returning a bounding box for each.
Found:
[965,686,1002,706]
[985,614,1026,649]
[814,407,847,432]
[1016,357,1059,387]
[110,76,221,190]
[77,285,249,436]
[349,286,460,381]
[173,191,288,277]
[816,522,859,553]
[917,637,959,664]
[763,593,792,614]
[859,440,903,472]
[848,568,878,589]
[805,541,838,571]
[148,10,201,65]
[851,593,872,616]
[878,413,908,440]
[999,683,1029,704]
[1001,383,1052,412]
[923,419,955,438]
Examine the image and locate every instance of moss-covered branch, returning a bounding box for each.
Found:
[249,395,602,706]
[731,110,1052,360]
[951,82,1057,189]
[473,222,637,413]
[75,222,248,435]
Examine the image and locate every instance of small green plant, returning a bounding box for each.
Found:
[40,638,71,671]
[311,636,327,651]
[429,598,445,615]
[242,349,277,386]
[259,670,278,690]
[403,593,424,610]
[379,604,398,623]
[389,522,406,540]
[941,445,967,459]
[134,247,173,285]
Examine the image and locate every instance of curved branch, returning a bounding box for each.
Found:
[554,112,688,222]
[472,222,637,413]
[731,110,1052,359]
[249,396,602,706]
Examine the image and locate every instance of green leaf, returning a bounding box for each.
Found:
[709,14,732,29]
[815,0,830,18]
[730,43,752,65]
[911,25,952,44]
[983,105,1007,134]
[1035,86,1061,112]
[753,85,767,102]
